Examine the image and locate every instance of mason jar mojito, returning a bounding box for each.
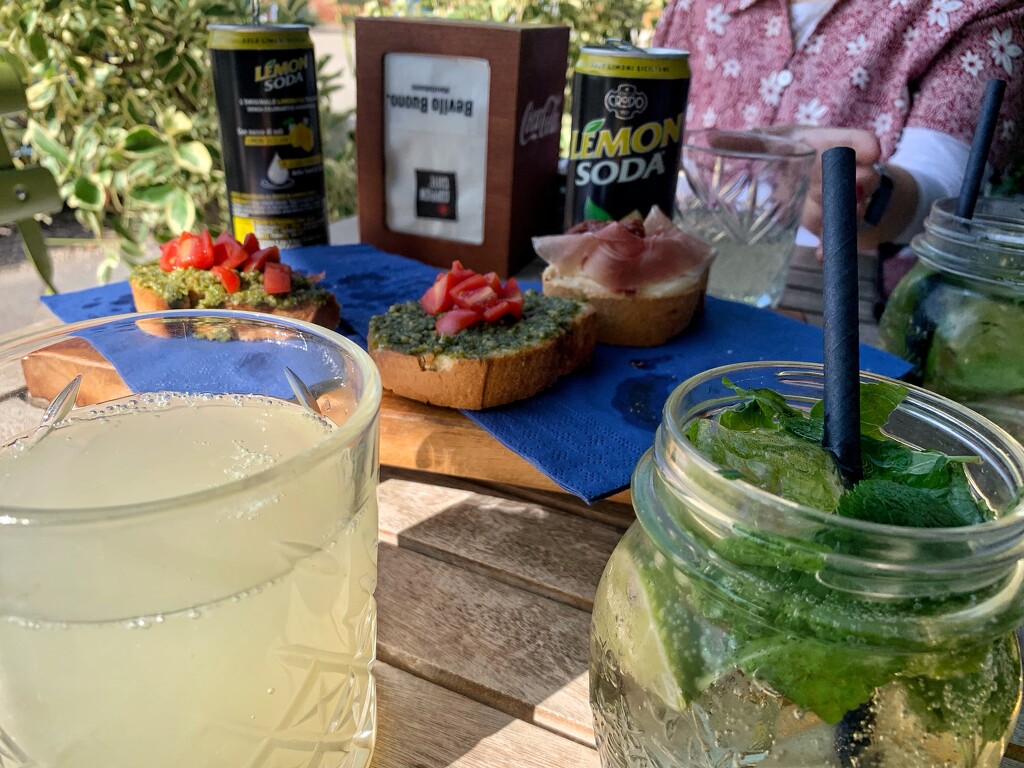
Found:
[590,362,1024,767]
[0,311,381,768]
[878,196,1024,439]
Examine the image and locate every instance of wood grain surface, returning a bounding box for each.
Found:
[374,663,599,767]
[374,474,1024,768]
[377,542,595,745]
[378,478,623,610]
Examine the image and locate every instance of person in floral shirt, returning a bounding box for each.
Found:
[653,0,1023,249]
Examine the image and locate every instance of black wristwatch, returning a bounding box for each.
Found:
[863,164,894,226]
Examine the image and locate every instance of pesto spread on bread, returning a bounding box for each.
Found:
[131,262,333,310]
[370,291,587,358]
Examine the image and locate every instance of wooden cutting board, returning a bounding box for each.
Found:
[20,338,631,504]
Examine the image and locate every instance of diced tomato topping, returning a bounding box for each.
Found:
[481,272,502,294]
[450,273,487,294]
[499,277,524,319]
[502,292,524,320]
[500,277,522,300]
[243,245,281,272]
[420,272,456,315]
[242,232,261,254]
[196,230,216,269]
[263,261,292,294]
[450,271,502,311]
[210,265,240,294]
[172,231,215,270]
[448,260,475,283]
[435,308,483,336]
[213,231,249,268]
[482,300,514,323]
[422,263,525,332]
[455,284,499,310]
[159,239,178,271]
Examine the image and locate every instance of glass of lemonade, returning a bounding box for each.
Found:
[0,310,381,768]
[676,130,815,309]
[590,362,1024,768]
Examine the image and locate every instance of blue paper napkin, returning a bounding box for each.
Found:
[43,244,912,502]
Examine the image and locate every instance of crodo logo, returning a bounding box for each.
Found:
[604,84,648,120]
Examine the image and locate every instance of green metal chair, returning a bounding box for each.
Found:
[0,61,62,293]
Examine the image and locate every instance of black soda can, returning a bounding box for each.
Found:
[209,24,329,247]
[564,42,690,229]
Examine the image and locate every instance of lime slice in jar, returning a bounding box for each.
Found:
[592,529,706,711]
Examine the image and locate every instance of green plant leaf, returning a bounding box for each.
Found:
[69,176,105,211]
[126,157,158,182]
[160,110,193,137]
[24,120,70,167]
[123,126,167,154]
[583,118,604,133]
[164,188,195,233]
[176,140,212,174]
[130,182,175,205]
[25,79,57,111]
[164,61,185,86]
[26,30,48,61]
[124,93,149,125]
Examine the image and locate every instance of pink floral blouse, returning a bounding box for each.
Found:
[652,0,1023,169]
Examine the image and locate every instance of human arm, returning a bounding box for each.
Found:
[765,126,896,249]
[774,127,972,251]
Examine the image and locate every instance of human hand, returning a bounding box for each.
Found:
[766,126,882,239]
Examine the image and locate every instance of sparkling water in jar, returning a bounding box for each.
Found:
[589,362,1024,768]
[878,196,1024,439]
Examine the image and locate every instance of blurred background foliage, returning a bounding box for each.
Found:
[0,0,658,280]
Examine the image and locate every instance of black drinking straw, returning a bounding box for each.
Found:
[821,147,862,485]
[955,78,1006,220]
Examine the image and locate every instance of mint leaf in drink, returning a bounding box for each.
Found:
[733,635,900,724]
[719,378,802,431]
[808,380,908,440]
[836,479,986,527]
[694,378,991,527]
[685,418,845,511]
[903,634,1021,742]
[679,377,1004,729]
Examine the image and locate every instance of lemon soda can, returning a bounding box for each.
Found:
[209,24,329,247]
[565,43,690,229]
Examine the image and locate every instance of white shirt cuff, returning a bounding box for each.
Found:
[887,126,975,244]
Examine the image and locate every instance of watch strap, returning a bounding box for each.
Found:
[863,164,894,226]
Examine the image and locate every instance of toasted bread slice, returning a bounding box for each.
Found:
[542,266,709,347]
[129,266,341,331]
[368,294,597,410]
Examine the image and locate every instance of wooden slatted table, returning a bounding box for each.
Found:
[4,243,1024,767]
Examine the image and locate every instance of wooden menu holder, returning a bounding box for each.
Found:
[355,18,569,278]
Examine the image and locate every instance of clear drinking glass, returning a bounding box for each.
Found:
[0,310,382,768]
[590,362,1024,767]
[878,195,1024,440]
[677,129,815,308]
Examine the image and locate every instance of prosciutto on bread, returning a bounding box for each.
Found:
[532,207,713,294]
[533,207,716,347]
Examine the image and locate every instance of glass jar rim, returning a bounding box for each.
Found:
[654,361,1024,553]
[634,361,1024,647]
[682,128,816,161]
[0,309,382,526]
[912,196,1024,286]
